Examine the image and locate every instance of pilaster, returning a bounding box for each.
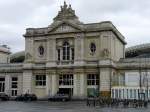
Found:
[18,75,23,95]
[74,33,85,66]
[5,74,10,95]
[22,70,33,94]
[25,38,34,62]
[73,74,79,97]
[46,74,51,96]
[99,68,112,97]
[73,70,87,99]
[46,38,56,67]
[51,74,59,96]
[79,73,87,98]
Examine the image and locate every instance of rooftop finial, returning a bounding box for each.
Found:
[69,4,71,8]
[64,1,66,5]
[64,1,67,9]
[53,1,79,21]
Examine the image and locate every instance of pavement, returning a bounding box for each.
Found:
[0,101,149,112]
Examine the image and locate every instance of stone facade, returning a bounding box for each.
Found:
[22,2,126,98]
[1,2,147,99]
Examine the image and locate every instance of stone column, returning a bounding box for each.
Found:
[23,69,33,94]
[73,74,78,98]
[46,38,56,67]
[73,72,87,99]
[51,74,58,96]
[46,74,51,96]
[79,74,87,98]
[74,33,84,65]
[5,74,10,95]
[18,75,23,95]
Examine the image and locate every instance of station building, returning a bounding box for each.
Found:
[0,2,150,99]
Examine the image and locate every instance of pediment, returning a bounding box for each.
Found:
[48,21,83,33]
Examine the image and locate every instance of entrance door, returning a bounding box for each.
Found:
[59,74,73,97]
[0,78,5,92]
[59,88,73,97]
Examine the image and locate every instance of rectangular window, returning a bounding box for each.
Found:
[130,89,133,99]
[119,90,121,99]
[59,74,73,85]
[127,89,129,99]
[112,74,118,86]
[63,47,66,60]
[11,77,18,88]
[134,89,136,99]
[35,75,46,86]
[57,49,60,61]
[71,48,74,60]
[115,89,118,98]
[12,90,17,96]
[123,89,124,99]
[112,89,114,98]
[87,74,99,85]
[0,77,5,92]
[11,77,18,96]
[62,46,70,60]
[67,47,70,60]
[0,78,5,81]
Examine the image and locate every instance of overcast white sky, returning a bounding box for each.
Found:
[0,0,150,53]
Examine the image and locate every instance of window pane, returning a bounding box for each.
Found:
[0,78,5,81]
[35,75,46,86]
[71,48,74,60]
[43,81,46,86]
[59,74,73,85]
[43,75,46,80]
[62,41,70,60]
[12,77,18,81]
[57,49,60,60]
[87,74,99,86]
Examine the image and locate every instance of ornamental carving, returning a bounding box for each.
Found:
[54,24,77,33]
[53,1,78,21]
[103,48,109,58]
[25,53,32,60]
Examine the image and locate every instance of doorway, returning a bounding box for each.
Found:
[59,88,73,97]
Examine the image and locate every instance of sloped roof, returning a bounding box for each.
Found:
[10,51,25,63]
[126,43,150,58]
[126,43,150,52]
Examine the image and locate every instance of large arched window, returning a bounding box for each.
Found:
[62,41,70,60]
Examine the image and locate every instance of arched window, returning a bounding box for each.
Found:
[62,41,70,60]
